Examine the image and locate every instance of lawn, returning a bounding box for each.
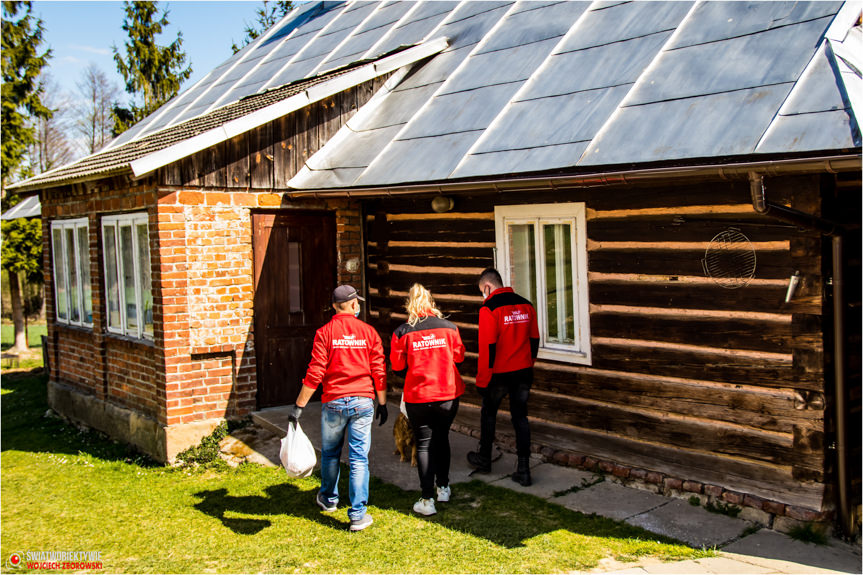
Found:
[1,371,710,573]
[1,322,47,351]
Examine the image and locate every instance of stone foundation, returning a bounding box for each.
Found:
[48,379,223,463]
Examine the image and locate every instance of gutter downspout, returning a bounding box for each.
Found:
[749,172,852,538]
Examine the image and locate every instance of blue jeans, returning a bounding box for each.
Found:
[318,396,374,520]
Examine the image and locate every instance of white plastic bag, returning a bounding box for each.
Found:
[280,421,316,478]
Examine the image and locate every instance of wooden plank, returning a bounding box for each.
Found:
[274,114,296,188]
[588,282,814,314]
[591,341,819,390]
[371,270,482,296]
[381,219,495,243]
[528,365,822,433]
[249,120,273,189]
[200,143,225,188]
[588,247,795,278]
[591,312,793,353]
[180,153,199,187]
[226,133,249,189]
[587,219,807,243]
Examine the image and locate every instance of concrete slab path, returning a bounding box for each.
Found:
[234,403,861,575]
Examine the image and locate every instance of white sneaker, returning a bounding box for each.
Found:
[436,485,451,502]
[413,497,437,516]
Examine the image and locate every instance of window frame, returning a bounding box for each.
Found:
[494,203,591,365]
[101,212,153,341]
[50,217,92,328]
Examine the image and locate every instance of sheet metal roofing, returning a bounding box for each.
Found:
[10,1,861,193]
[290,0,862,189]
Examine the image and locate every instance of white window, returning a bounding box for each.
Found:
[51,218,93,327]
[494,203,590,364]
[102,213,153,340]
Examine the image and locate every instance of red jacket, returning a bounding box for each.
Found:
[390,315,465,403]
[302,313,387,403]
[477,287,540,388]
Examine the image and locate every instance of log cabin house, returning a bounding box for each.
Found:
[9,1,861,535]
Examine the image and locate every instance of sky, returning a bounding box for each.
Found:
[31,1,277,112]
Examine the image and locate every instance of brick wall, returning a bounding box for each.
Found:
[43,177,163,421]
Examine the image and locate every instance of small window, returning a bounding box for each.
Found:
[495,203,590,364]
[102,213,152,340]
[50,218,92,327]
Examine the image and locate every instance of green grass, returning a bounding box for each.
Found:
[1,371,711,573]
[1,322,47,351]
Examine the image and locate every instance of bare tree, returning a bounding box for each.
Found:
[27,73,76,174]
[75,63,120,154]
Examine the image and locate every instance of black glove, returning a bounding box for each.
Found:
[476,385,488,398]
[287,404,303,423]
[375,403,388,427]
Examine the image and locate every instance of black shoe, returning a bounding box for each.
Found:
[467,451,491,473]
[512,457,532,486]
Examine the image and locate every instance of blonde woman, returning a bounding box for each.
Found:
[390,283,465,516]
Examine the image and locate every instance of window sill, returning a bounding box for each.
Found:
[537,348,591,365]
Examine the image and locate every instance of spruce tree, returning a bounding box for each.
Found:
[112,1,192,135]
[1,0,52,353]
[231,0,294,54]
[1,0,52,187]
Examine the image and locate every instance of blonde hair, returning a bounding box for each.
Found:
[405,283,443,326]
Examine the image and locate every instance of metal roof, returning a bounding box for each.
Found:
[10,1,861,194]
[0,194,40,220]
[291,0,861,189]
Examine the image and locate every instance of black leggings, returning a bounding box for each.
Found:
[405,398,459,499]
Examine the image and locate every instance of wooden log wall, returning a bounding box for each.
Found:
[365,175,832,509]
[158,75,391,189]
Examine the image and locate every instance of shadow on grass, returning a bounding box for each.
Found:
[0,369,157,466]
[192,466,686,549]
[193,481,347,535]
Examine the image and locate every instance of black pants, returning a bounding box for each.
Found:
[405,398,459,499]
[480,368,532,459]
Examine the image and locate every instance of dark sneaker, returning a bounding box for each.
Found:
[467,451,491,473]
[316,492,337,512]
[349,514,373,531]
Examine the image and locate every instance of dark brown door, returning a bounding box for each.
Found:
[252,211,336,408]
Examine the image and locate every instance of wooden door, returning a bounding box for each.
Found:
[252,211,336,408]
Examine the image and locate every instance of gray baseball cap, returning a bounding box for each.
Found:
[332,285,365,303]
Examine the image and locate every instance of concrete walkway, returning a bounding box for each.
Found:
[225,403,862,575]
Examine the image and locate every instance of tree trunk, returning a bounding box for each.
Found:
[8,271,29,352]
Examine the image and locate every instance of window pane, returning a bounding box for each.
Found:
[65,228,80,323]
[544,223,574,344]
[77,225,92,324]
[136,222,153,336]
[52,228,68,321]
[508,224,537,304]
[120,224,137,334]
[104,224,121,329]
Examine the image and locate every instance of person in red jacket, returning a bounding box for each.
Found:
[467,268,539,486]
[288,285,387,532]
[390,283,465,516]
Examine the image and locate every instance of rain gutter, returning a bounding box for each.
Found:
[288,154,860,198]
[750,172,853,538]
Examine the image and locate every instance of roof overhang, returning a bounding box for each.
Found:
[287,153,862,199]
[128,37,449,179]
[0,194,41,220]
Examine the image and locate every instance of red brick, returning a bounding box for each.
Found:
[704,484,723,497]
[598,460,615,473]
[612,465,630,479]
[763,500,786,515]
[682,481,703,493]
[722,491,744,505]
[663,478,683,491]
[743,494,765,510]
[178,191,203,205]
[785,505,831,522]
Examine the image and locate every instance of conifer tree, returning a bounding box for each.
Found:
[1,0,52,187]
[112,1,192,135]
[1,0,52,353]
[231,0,294,54]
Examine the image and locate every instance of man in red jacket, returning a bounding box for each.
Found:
[288,285,387,531]
[467,268,539,486]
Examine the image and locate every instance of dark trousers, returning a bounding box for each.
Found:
[480,368,532,459]
[405,398,459,499]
